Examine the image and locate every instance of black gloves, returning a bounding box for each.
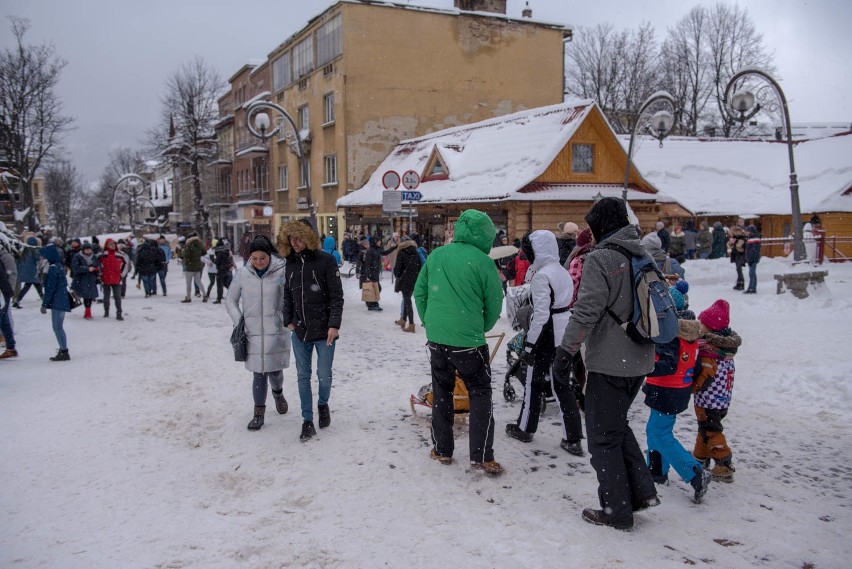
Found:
[552,346,573,385]
[521,343,536,366]
[40,306,47,314]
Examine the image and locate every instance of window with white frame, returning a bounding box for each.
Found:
[298,162,310,188]
[278,164,289,190]
[316,14,342,66]
[323,93,335,125]
[298,105,309,131]
[293,36,314,78]
[272,52,291,91]
[323,155,338,185]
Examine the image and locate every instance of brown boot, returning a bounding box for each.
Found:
[272,390,288,415]
[403,323,415,333]
[247,406,265,430]
[394,318,406,328]
[0,348,18,359]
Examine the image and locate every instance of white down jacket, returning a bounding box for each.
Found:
[226,256,291,373]
[526,230,573,347]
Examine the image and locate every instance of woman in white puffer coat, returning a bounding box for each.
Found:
[505,230,585,455]
[226,235,292,431]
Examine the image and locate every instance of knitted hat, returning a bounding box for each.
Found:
[675,280,689,295]
[81,241,93,251]
[249,235,277,256]
[698,299,730,331]
[656,221,665,230]
[668,287,686,311]
[584,197,629,243]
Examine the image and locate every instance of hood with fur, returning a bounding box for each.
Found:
[277,220,321,257]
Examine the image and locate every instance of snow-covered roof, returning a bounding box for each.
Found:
[339,99,636,208]
[629,132,852,215]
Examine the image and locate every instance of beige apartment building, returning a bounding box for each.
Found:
[218,0,570,244]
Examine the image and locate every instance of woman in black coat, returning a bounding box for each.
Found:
[392,237,422,332]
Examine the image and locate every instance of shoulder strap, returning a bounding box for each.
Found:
[600,243,633,325]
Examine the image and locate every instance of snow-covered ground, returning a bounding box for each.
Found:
[1,256,850,569]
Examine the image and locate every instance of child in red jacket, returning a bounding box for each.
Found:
[644,287,712,503]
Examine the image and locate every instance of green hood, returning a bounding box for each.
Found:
[453,209,496,254]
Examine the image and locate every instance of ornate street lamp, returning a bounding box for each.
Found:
[245,100,317,230]
[723,67,805,262]
[623,91,677,202]
[113,173,148,237]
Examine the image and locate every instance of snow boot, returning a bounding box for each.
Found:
[103,309,109,318]
[299,420,317,442]
[116,312,124,321]
[247,406,266,430]
[648,450,668,483]
[84,306,93,319]
[632,495,661,512]
[403,323,415,333]
[318,404,331,428]
[582,508,632,531]
[0,348,19,359]
[430,448,453,465]
[469,460,504,475]
[505,423,533,443]
[691,465,712,503]
[394,318,406,328]
[181,297,192,303]
[560,439,584,456]
[12,301,21,309]
[202,295,209,303]
[710,458,735,482]
[50,349,70,362]
[272,390,288,415]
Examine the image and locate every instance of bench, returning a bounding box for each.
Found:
[773,271,829,299]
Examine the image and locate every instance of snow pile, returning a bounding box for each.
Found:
[1,256,850,568]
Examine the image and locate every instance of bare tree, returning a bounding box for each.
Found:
[0,17,74,230]
[90,147,147,228]
[148,57,222,239]
[43,158,86,240]
[706,3,776,136]
[565,23,662,133]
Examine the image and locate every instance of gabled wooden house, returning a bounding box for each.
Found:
[337,99,688,246]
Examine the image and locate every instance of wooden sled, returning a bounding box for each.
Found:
[409,333,505,417]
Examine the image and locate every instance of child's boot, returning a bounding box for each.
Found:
[710,457,735,483]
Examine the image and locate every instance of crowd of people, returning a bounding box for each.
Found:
[0,208,768,531]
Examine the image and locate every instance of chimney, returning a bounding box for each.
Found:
[522,1,532,18]
[454,1,507,15]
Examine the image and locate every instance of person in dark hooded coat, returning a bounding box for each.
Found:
[40,244,72,361]
[392,235,421,332]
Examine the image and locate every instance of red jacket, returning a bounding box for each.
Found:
[513,251,531,285]
[98,239,129,286]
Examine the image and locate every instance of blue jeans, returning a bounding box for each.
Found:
[747,263,758,292]
[291,334,336,422]
[646,409,699,483]
[157,269,168,293]
[51,309,67,350]
[141,274,157,295]
[0,298,15,350]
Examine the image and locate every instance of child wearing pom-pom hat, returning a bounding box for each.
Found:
[692,299,742,482]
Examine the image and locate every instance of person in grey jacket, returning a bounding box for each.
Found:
[552,197,658,531]
[225,235,292,431]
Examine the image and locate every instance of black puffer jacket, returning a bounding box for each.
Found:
[393,240,421,295]
[282,248,344,342]
[136,241,164,275]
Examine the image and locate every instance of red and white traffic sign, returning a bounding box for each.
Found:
[382,170,400,190]
[402,170,420,190]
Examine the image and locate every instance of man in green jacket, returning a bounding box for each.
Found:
[414,209,504,474]
[180,232,207,303]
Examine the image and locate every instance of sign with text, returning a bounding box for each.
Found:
[401,191,422,202]
[382,190,402,213]
[402,170,420,190]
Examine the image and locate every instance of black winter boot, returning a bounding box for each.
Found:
[247,406,266,430]
[318,404,331,428]
[50,349,70,361]
[116,312,124,321]
[299,421,317,441]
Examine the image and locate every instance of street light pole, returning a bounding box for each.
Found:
[623,91,677,203]
[245,100,317,231]
[114,173,147,237]
[722,67,805,262]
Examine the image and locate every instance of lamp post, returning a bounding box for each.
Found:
[623,91,677,202]
[245,100,317,230]
[722,67,805,262]
[113,173,148,237]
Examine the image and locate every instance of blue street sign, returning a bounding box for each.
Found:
[401,191,422,202]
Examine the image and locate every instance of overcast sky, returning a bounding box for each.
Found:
[2,0,849,184]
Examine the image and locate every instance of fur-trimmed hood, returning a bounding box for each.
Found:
[678,319,702,342]
[277,220,321,257]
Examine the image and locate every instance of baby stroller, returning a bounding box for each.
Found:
[503,285,553,411]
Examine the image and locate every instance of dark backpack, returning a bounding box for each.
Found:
[603,243,678,345]
[214,249,231,271]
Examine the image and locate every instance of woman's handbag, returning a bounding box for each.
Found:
[361,281,380,303]
[230,316,248,362]
[67,289,82,310]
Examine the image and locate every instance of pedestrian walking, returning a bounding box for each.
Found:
[13,236,43,308]
[97,238,130,320]
[40,244,72,361]
[180,232,207,303]
[156,235,171,296]
[0,241,18,359]
[392,235,422,332]
[71,242,101,320]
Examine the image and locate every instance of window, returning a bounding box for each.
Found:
[272,52,291,91]
[298,105,309,131]
[316,14,342,66]
[572,143,594,173]
[298,162,310,188]
[323,155,338,185]
[323,93,335,125]
[278,165,289,191]
[293,36,314,78]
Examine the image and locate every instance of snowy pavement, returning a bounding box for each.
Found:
[1,258,850,568]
